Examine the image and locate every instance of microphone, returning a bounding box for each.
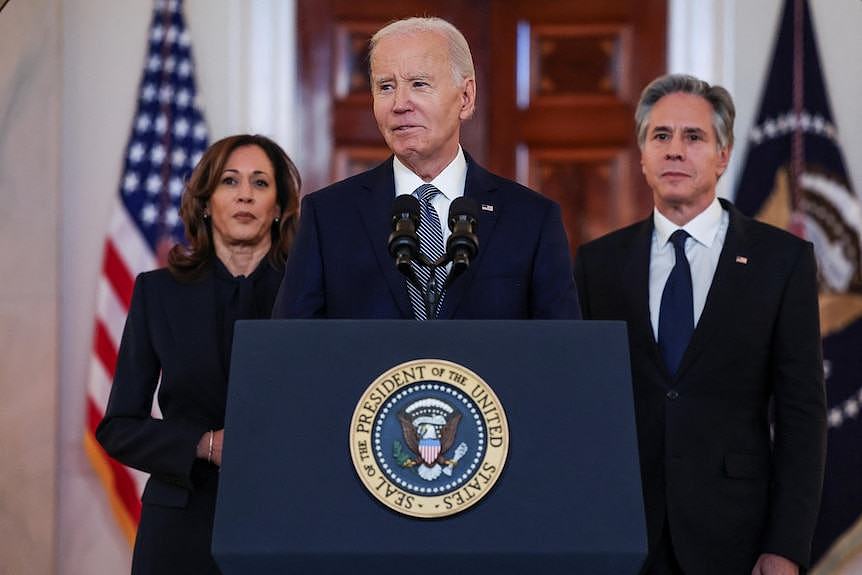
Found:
[446,197,479,278]
[388,195,421,281]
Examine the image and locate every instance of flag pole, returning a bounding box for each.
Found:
[790,0,805,236]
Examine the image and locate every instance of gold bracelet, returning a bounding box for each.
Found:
[207,430,214,463]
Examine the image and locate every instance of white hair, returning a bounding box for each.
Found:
[369,16,475,85]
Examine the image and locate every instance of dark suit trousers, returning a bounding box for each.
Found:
[643,520,685,575]
[131,464,221,575]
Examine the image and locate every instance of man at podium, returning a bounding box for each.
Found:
[272,17,580,321]
[574,75,827,575]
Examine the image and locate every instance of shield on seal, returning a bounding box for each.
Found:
[419,437,441,465]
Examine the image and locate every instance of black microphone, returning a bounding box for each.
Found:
[446,197,479,278]
[388,195,421,280]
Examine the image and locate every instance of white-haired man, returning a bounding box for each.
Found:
[273,17,580,320]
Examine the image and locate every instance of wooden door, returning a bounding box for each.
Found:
[297,0,666,252]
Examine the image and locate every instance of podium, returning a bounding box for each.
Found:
[213,320,646,574]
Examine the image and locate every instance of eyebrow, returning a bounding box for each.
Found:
[683,127,707,136]
[373,72,432,84]
[222,168,271,176]
[651,125,708,137]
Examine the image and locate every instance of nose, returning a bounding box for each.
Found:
[392,84,412,113]
[665,134,684,160]
[236,179,254,203]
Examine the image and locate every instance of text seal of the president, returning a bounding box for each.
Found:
[349,359,509,518]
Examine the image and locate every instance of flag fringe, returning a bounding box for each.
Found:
[813,515,862,574]
[83,431,137,548]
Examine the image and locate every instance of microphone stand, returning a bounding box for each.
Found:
[414,253,449,320]
[393,196,478,320]
[413,228,477,319]
[424,268,443,320]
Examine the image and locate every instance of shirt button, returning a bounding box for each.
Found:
[666,390,679,400]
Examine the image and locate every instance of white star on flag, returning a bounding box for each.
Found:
[123,172,139,194]
[145,174,162,195]
[149,144,166,164]
[171,149,187,168]
[128,143,145,163]
[135,114,151,133]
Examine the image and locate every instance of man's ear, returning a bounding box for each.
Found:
[716,145,731,179]
[459,78,476,121]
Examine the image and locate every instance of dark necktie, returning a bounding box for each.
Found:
[658,229,693,376]
[407,184,446,320]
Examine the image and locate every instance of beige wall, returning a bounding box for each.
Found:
[0,0,61,573]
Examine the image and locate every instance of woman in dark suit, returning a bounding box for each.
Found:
[96,134,301,574]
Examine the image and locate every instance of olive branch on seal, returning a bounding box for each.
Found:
[393,441,412,466]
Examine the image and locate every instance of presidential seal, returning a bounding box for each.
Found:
[349,359,509,519]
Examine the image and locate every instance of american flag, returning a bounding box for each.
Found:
[83,0,208,545]
[735,0,862,567]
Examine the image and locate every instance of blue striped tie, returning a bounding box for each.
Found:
[407,184,446,320]
[658,229,694,376]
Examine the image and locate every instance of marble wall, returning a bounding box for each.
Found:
[0,0,61,573]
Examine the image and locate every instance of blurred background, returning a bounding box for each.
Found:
[1,0,860,573]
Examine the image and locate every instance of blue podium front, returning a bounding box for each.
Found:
[213,320,646,574]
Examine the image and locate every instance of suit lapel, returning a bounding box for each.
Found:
[356,158,414,318]
[675,201,757,381]
[438,157,499,319]
[622,218,666,371]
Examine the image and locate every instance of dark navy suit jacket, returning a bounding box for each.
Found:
[96,265,282,574]
[574,199,826,574]
[273,154,580,319]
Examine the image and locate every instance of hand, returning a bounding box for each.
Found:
[751,553,798,575]
[196,429,225,467]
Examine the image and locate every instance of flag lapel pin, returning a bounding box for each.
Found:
[735,256,749,264]
[481,204,494,212]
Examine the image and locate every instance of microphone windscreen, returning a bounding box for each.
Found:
[448,197,480,229]
[392,194,420,220]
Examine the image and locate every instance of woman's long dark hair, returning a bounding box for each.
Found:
[168,134,301,281]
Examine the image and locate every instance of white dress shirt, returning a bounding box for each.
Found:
[649,197,729,339]
[393,146,468,246]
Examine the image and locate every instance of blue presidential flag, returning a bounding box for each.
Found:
[734,0,862,566]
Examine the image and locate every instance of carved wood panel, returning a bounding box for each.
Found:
[333,146,391,181]
[300,0,667,252]
[490,0,665,251]
[526,24,632,105]
[519,146,636,254]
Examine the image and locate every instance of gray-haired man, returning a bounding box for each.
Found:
[574,74,826,575]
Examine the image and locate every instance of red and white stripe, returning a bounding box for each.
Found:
[84,200,157,546]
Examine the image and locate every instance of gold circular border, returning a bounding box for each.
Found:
[349,358,509,519]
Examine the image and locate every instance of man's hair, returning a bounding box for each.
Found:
[635,74,735,150]
[369,17,475,85]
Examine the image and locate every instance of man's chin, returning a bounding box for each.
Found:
[392,147,423,163]
[654,183,697,202]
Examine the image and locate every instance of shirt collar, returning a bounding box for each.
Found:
[653,196,724,248]
[393,146,467,200]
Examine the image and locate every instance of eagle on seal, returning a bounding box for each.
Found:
[397,398,462,480]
